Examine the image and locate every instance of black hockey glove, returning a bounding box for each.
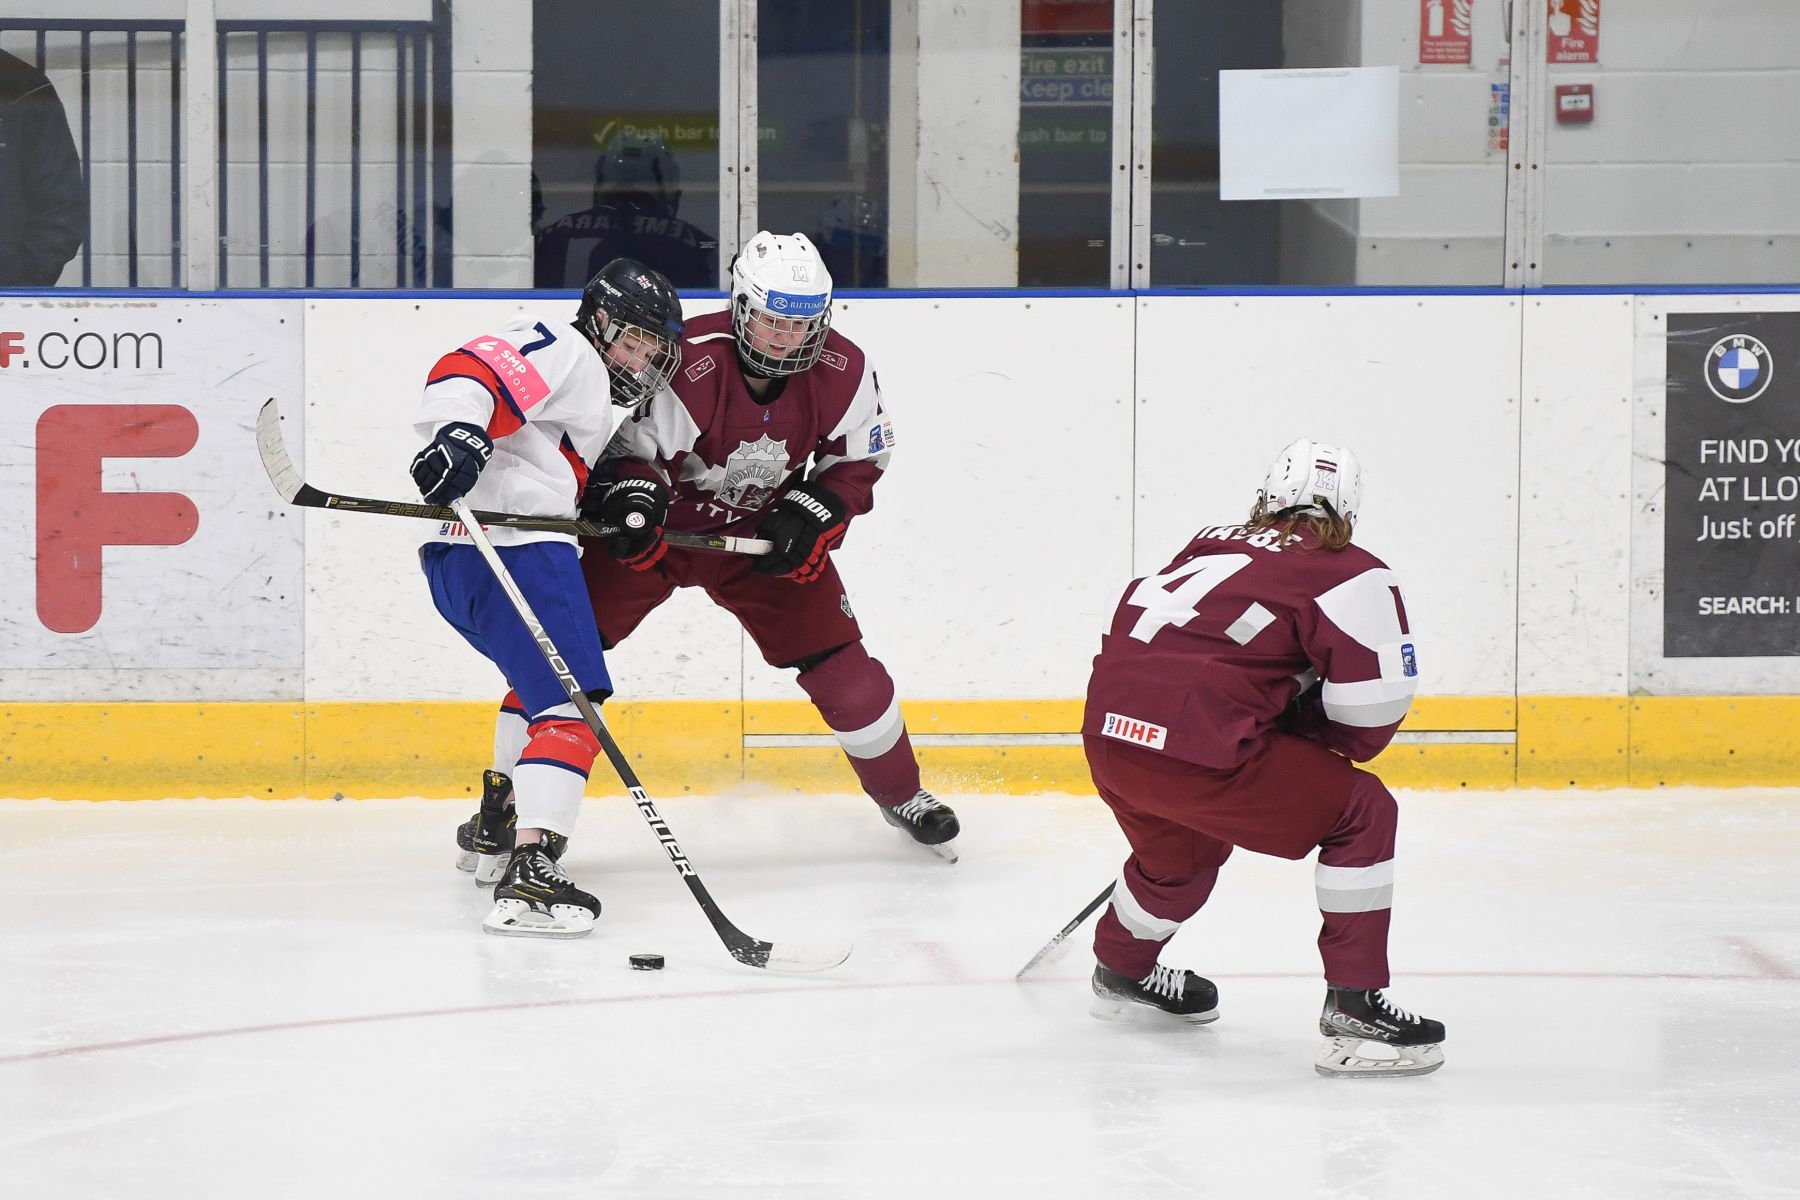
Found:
[753,481,848,585]
[410,421,492,506]
[585,476,671,570]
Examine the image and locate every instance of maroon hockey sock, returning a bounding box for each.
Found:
[1314,772,1399,989]
[795,643,923,805]
[1091,858,1224,979]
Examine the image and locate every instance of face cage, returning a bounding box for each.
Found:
[596,319,681,408]
[733,298,832,377]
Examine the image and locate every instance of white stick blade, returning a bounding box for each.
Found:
[756,941,854,974]
[255,398,303,502]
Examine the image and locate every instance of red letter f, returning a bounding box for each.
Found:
[36,404,201,634]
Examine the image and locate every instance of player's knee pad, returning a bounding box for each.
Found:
[793,640,888,701]
[520,717,601,778]
[1325,771,1398,855]
[794,642,905,758]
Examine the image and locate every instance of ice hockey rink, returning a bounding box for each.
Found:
[4,786,1797,1200]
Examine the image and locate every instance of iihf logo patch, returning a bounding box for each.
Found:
[1705,333,1772,404]
[1400,643,1418,677]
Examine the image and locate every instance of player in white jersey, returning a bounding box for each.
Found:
[414,258,683,937]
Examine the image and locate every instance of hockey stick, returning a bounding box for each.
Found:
[1015,882,1113,981]
[256,399,770,556]
[447,495,851,974]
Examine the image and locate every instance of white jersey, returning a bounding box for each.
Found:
[415,314,618,548]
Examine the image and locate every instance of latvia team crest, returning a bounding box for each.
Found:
[1705,333,1772,403]
[719,434,790,508]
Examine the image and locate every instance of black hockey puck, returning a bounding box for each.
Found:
[629,953,665,971]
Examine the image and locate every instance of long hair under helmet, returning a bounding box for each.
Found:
[729,231,833,377]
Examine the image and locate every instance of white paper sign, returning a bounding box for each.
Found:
[0,299,305,699]
[1219,66,1400,200]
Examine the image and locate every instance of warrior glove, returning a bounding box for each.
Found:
[586,476,671,570]
[411,422,493,506]
[753,481,847,585]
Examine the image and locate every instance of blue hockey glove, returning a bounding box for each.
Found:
[411,422,492,505]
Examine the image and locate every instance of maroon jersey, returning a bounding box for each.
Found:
[599,310,893,538]
[1082,523,1421,770]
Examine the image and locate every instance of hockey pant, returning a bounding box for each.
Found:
[583,537,922,805]
[423,541,609,836]
[1085,733,1398,990]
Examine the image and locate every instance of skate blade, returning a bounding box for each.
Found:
[1314,1036,1444,1078]
[926,837,959,864]
[481,898,596,939]
[454,849,477,872]
[1088,993,1220,1026]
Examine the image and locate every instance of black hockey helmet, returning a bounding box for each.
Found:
[576,257,685,407]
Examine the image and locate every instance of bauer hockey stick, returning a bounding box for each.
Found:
[256,399,771,556]
[1014,882,1113,981]
[447,495,851,974]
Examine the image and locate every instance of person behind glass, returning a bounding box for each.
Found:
[534,133,717,290]
[813,196,886,289]
[0,49,87,287]
[418,258,683,938]
[580,230,961,862]
[1081,439,1446,1078]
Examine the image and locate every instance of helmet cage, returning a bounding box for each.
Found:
[593,314,681,408]
[731,295,833,377]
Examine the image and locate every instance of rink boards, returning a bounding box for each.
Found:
[4,289,1800,797]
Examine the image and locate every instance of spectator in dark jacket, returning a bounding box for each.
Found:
[0,49,87,287]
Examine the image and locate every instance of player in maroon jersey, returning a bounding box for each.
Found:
[577,230,959,861]
[1082,439,1445,1077]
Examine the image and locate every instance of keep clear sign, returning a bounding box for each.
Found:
[1664,311,1800,656]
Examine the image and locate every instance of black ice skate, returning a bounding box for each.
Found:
[1315,986,1446,1078]
[1089,963,1220,1024]
[878,789,960,863]
[481,842,600,939]
[454,770,565,885]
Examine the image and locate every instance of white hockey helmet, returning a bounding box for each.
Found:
[730,230,833,376]
[1257,438,1364,529]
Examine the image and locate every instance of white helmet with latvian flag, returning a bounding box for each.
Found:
[1257,438,1364,530]
[729,230,834,377]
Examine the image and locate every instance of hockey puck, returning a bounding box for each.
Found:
[629,953,665,971]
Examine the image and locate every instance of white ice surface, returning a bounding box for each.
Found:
[2,788,1798,1199]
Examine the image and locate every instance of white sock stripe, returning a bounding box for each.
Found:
[1108,873,1181,941]
[832,695,906,759]
[1315,860,1395,914]
[493,709,530,774]
[1316,884,1394,914]
[1314,860,1395,891]
[511,762,584,838]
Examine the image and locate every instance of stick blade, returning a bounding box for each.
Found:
[255,398,303,503]
[731,939,854,974]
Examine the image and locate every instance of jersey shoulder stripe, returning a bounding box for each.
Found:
[426,350,527,437]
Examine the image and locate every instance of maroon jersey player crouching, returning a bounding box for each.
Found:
[579,230,960,861]
[1081,439,1445,1078]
